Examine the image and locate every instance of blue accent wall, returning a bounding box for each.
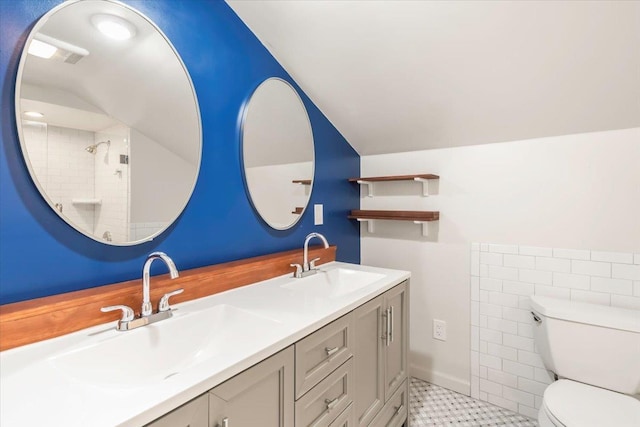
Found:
[0,0,360,304]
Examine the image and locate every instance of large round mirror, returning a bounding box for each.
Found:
[15,0,201,245]
[242,78,314,230]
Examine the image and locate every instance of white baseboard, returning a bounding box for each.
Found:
[410,364,470,396]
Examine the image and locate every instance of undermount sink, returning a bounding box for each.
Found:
[48,304,280,387]
[281,267,385,298]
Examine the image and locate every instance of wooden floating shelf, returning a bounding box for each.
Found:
[292,207,303,215]
[349,210,439,221]
[348,174,439,197]
[347,174,439,183]
[348,210,439,236]
[292,179,312,185]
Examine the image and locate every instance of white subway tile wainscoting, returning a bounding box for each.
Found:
[470,243,640,419]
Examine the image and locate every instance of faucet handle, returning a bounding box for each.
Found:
[158,288,184,312]
[101,305,135,322]
[290,263,303,278]
[309,257,321,269]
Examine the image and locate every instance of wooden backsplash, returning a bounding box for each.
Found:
[0,246,336,351]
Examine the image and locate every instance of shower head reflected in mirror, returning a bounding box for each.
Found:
[85,140,110,154]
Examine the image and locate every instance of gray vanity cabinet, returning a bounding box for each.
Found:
[369,380,408,427]
[146,280,408,427]
[145,394,209,427]
[295,313,354,399]
[353,295,385,425]
[383,282,408,402]
[209,346,295,427]
[329,403,356,427]
[353,280,408,426]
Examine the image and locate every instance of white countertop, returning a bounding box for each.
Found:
[0,261,409,427]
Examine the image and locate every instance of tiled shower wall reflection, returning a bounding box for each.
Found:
[21,123,130,241]
[470,243,640,419]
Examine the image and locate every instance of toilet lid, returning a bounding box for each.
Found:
[544,380,640,427]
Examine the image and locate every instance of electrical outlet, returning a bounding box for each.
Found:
[433,319,447,341]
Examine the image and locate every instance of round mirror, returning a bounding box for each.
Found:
[242,78,314,230]
[15,0,201,245]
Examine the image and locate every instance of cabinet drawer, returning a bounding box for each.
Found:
[144,395,208,427]
[295,313,354,398]
[328,403,356,427]
[295,358,354,427]
[208,346,294,427]
[369,379,408,427]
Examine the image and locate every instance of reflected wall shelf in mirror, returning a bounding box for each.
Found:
[71,198,102,205]
[348,174,439,197]
[292,179,312,185]
[348,210,439,236]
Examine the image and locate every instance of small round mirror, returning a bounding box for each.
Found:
[242,78,314,230]
[15,0,201,245]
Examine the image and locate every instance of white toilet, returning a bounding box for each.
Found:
[530,295,640,427]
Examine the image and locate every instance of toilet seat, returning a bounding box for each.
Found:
[542,379,640,427]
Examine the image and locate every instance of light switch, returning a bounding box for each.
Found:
[314,204,323,225]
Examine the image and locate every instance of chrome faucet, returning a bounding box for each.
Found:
[101,252,183,331]
[142,251,179,316]
[291,232,330,278]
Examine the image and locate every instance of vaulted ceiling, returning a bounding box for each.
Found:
[226,0,640,155]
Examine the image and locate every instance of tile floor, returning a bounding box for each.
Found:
[409,378,538,426]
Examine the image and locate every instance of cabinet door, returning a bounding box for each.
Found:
[369,379,408,427]
[353,294,385,426]
[144,395,208,427]
[383,281,408,401]
[209,346,294,427]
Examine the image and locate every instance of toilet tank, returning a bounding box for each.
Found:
[530,296,640,395]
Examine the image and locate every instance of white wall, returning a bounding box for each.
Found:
[360,127,640,395]
[129,129,195,224]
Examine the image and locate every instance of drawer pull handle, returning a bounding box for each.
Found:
[389,305,395,344]
[393,403,405,417]
[382,307,391,346]
[325,346,339,357]
[325,397,339,410]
